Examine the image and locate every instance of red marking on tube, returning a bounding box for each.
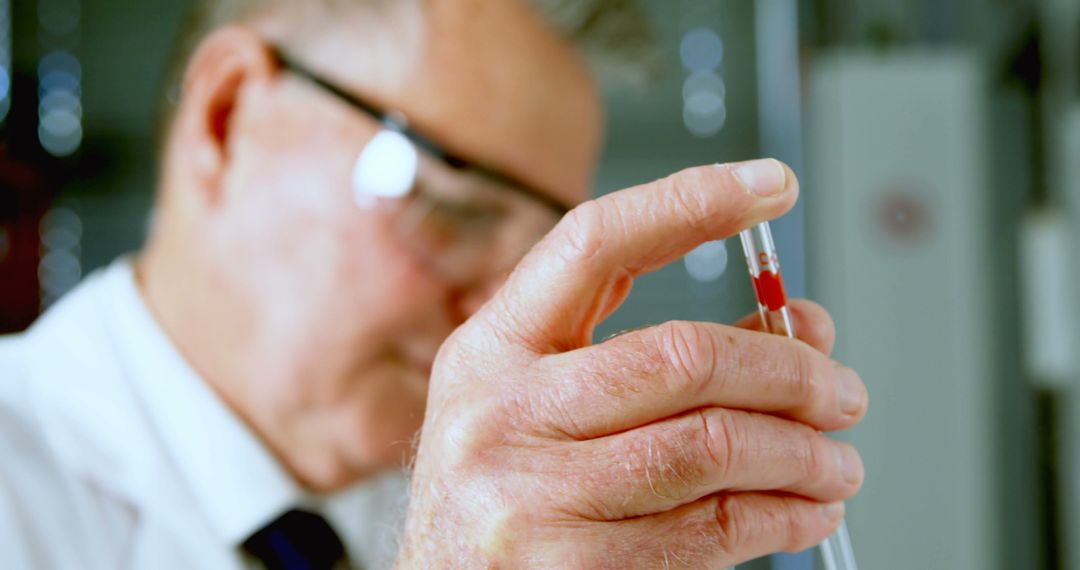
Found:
[753,270,788,312]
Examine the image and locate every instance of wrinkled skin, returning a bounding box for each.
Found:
[398,161,868,568]
[139,0,867,566]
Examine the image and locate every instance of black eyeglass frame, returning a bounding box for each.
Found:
[270,47,572,216]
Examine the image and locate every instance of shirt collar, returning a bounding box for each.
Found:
[101,258,306,546]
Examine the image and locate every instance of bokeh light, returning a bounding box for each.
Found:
[0,0,11,122]
[37,207,82,309]
[680,27,726,138]
[679,27,723,72]
[684,239,729,283]
[38,0,81,36]
[37,50,82,156]
[351,130,419,206]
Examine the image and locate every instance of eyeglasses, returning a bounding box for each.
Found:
[271,47,571,286]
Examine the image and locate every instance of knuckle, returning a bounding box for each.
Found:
[712,494,746,556]
[715,496,821,557]
[481,504,602,569]
[658,321,719,398]
[781,503,822,553]
[659,171,713,239]
[477,507,531,563]
[665,166,749,239]
[437,405,502,470]
[789,344,830,412]
[699,410,740,480]
[782,505,813,552]
[797,432,828,484]
[556,199,609,265]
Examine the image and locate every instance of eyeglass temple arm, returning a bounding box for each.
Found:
[269,46,572,216]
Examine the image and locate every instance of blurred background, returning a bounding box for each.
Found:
[0,0,1077,568]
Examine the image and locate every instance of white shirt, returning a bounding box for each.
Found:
[0,259,407,569]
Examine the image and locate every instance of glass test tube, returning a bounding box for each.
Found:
[738,222,794,337]
[737,221,859,570]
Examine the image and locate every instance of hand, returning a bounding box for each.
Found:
[397,160,868,569]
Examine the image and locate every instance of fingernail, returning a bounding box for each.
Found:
[732,158,787,197]
[820,502,845,521]
[836,444,863,485]
[837,364,864,415]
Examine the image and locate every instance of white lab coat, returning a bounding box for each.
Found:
[0,259,406,569]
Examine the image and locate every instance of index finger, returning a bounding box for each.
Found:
[481,159,798,352]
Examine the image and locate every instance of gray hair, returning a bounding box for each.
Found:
[158,0,657,144]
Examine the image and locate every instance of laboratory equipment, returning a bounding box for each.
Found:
[738,221,859,570]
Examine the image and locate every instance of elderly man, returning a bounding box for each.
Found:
[0,0,867,568]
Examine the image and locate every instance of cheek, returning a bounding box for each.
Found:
[323,217,443,323]
[213,129,453,376]
[219,94,434,321]
[251,203,441,340]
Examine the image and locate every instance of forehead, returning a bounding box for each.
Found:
[288,0,602,208]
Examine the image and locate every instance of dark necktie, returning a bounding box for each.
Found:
[242,509,350,570]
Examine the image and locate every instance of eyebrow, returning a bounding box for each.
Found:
[270,47,572,215]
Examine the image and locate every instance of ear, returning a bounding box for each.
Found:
[172,26,277,205]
